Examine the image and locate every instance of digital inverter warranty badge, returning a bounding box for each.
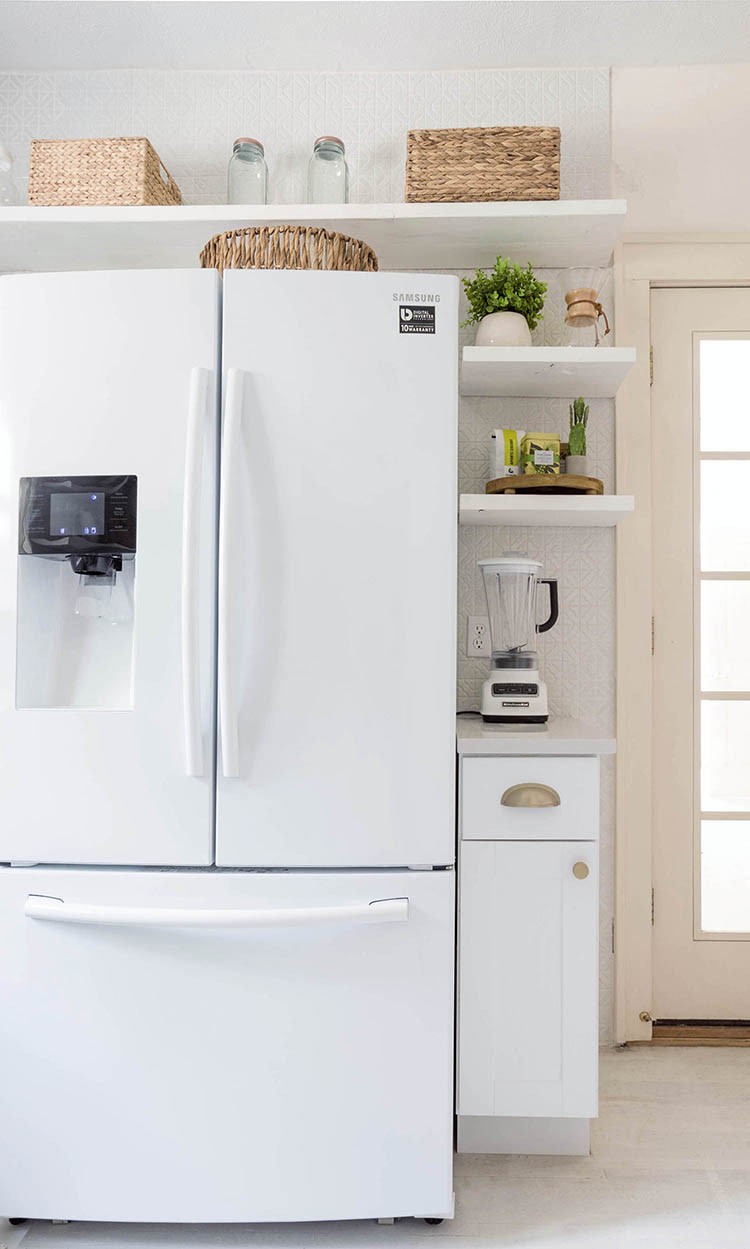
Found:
[399,305,436,334]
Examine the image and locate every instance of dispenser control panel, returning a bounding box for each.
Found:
[19,476,137,555]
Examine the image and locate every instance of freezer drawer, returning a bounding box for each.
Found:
[0,866,454,1224]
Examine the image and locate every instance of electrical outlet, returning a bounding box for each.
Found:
[467,616,490,656]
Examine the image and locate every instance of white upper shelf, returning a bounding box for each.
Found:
[0,199,627,273]
[461,346,636,398]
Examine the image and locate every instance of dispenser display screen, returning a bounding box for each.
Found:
[19,475,137,556]
[49,491,106,537]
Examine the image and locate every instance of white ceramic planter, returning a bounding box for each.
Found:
[474,311,532,348]
[566,455,589,476]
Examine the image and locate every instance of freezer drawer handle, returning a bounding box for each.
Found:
[182,365,213,778]
[24,894,409,930]
[501,783,561,808]
[218,367,244,778]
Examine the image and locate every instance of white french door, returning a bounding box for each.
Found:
[652,287,750,1018]
[216,270,458,869]
[0,271,220,866]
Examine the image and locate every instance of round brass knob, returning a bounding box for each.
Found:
[572,861,590,880]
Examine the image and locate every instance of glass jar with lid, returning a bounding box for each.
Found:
[307,136,349,204]
[228,138,268,205]
[0,141,19,206]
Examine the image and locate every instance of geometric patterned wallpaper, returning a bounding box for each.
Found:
[0,67,611,203]
[0,64,616,1040]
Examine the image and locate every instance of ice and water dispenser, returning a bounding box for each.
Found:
[16,476,137,709]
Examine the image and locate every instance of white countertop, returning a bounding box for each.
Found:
[456,714,616,756]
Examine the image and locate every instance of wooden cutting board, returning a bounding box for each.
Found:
[486,474,604,496]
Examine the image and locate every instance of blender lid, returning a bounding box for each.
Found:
[478,556,542,570]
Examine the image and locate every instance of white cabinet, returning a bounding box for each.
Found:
[458,840,598,1119]
[456,721,611,1157]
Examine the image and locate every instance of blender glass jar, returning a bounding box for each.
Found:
[480,557,542,661]
[479,556,559,664]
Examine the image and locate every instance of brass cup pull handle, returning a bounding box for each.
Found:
[572,861,590,880]
[500,783,561,808]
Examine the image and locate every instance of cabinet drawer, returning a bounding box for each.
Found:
[461,756,598,841]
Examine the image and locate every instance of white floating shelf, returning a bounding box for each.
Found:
[461,346,636,398]
[0,199,626,274]
[459,494,635,527]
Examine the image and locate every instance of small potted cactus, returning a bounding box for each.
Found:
[566,397,589,476]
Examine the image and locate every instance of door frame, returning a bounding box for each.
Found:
[614,239,750,1042]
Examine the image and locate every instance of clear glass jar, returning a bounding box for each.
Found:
[307,136,348,204]
[227,138,268,205]
[0,141,19,206]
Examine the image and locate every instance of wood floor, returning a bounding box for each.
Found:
[6,1047,750,1249]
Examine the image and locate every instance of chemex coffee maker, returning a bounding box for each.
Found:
[479,555,559,723]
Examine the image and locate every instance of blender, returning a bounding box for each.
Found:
[479,556,559,723]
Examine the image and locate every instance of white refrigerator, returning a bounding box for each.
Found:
[0,268,458,1225]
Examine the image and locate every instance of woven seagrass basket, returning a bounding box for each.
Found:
[28,137,182,206]
[200,226,378,273]
[405,126,560,203]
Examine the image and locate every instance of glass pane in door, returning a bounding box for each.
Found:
[701,462,750,570]
[699,340,750,451]
[701,701,750,812]
[701,821,750,932]
[701,581,750,691]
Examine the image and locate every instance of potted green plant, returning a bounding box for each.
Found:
[462,257,547,347]
[566,396,589,476]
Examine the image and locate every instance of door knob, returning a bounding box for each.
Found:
[501,783,561,808]
[572,861,590,880]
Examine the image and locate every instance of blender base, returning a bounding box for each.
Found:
[481,671,549,724]
[482,714,549,724]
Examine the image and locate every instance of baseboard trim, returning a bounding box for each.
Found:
[457,1116,590,1156]
[631,1021,750,1047]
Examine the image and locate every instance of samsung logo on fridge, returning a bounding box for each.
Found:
[392,292,441,303]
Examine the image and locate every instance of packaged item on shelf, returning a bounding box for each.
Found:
[521,432,560,475]
[490,428,525,480]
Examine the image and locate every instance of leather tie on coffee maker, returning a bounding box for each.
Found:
[567,298,611,336]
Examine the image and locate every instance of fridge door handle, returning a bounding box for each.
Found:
[25,894,409,930]
[218,367,244,779]
[182,366,212,778]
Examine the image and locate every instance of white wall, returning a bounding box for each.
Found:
[612,64,750,234]
[0,65,616,1040]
